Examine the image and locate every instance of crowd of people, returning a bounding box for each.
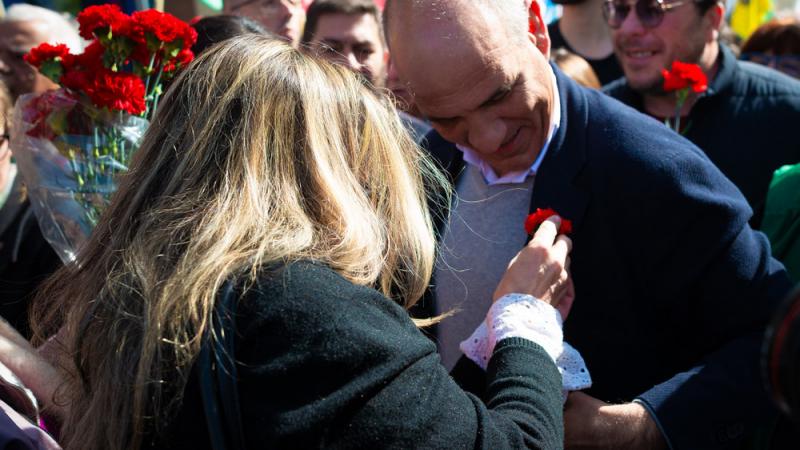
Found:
[0,0,798,449]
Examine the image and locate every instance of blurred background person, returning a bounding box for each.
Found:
[224,0,305,47]
[0,3,82,101]
[302,0,387,87]
[740,17,800,79]
[762,285,800,446]
[604,0,800,229]
[547,0,624,85]
[191,14,269,56]
[303,0,430,140]
[761,162,800,283]
[552,48,602,89]
[0,3,79,339]
[0,79,59,341]
[719,21,743,56]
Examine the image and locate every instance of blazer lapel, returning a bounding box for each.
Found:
[529,67,591,234]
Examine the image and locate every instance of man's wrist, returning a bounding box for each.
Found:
[600,402,667,450]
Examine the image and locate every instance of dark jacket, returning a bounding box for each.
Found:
[0,175,61,338]
[421,66,792,449]
[155,261,564,449]
[604,45,800,228]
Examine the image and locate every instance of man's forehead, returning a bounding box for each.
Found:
[389,0,509,66]
[394,25,511,94]
[412,52,511,118]
[387,0,522,112]
[316,13,381,42]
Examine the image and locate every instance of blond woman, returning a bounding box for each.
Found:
[3,35,575,450]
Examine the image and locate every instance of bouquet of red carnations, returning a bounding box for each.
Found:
[11,5,196,262]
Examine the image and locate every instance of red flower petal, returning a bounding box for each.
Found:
[77,4,132,40]
[88,70,146,114]
[662,61,708,94]
[524,208,572,235]
[131,9,197,49]
[24,43,70,67]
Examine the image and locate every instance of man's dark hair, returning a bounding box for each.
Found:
[192,15,269,56]
[694,0,720,14]
[302,0,383,44]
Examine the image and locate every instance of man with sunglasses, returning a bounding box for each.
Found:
[386,0,793,448]
[604,0,800,229]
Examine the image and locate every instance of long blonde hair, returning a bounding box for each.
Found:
[32,35,447,450]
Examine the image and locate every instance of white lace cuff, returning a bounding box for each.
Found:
[459,293,592,396]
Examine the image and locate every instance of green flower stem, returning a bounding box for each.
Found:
[673,88,689,132]
[147,65,165,118]
[144,52,158,98]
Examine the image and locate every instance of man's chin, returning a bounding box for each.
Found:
[626,76,665,95]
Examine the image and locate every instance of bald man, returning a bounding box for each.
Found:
[385,1,792,448]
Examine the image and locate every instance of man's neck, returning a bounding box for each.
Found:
[642,45,721,118]
[557,1,614,60]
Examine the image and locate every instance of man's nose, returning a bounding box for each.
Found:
[465,113,506,155]
[617,6,647,36]
[341,51,362,73]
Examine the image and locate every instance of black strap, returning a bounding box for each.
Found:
[199,281,246,450]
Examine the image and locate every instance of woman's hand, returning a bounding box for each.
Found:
[493,216,573,307]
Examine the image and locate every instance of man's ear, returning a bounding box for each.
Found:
[706,2,725,42]
[528,0,551,59]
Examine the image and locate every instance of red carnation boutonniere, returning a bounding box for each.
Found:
[524,208,573,236]
[661,61,708,134]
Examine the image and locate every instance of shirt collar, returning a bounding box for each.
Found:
[456,66,561,186]
[704,44,737,98]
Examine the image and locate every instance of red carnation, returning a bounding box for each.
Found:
[162,48,194,73]
[524,208,573,236]
[77,4,132,40]
[63,40,105,71]
[85,70,146,115]
[24,43,70,68]
[131,9,197,49]
[661,61,708,94]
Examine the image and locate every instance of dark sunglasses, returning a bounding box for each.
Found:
[602,0,694,29]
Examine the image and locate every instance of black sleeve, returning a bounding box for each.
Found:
[233,264,563,449]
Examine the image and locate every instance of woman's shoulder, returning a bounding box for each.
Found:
[235,260,418,342]
[230,261,438,407]
[245,260,395,310]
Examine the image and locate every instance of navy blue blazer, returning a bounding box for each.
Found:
[422,67,793,449]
